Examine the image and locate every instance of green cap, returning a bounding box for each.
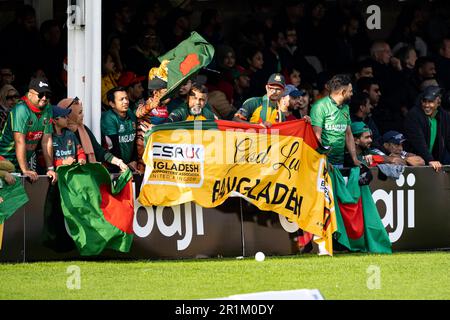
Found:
[351,121,371,135]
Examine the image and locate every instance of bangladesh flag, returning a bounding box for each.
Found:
[330,166,392,253]
[57,163,134,256]
[0,177,29,225]
[158,31,215,100]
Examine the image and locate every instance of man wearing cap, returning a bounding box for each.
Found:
[0,78,57,183]
[117,71,145,113]
[310,74,360,168]
[380,131,424,166]
[404,85,450,172]
[102,87,138,173]
[278,84,311,122]
[233,73,287,127]
[347,122,406,167]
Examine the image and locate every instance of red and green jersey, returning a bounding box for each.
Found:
[235,95,285,124]
[53,129,86,167]
[0,98,53,171]
[101,109,136,163]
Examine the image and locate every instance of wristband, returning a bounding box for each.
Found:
[47,166,55,171]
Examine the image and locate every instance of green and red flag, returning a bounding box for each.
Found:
[0,177,29,225]
[330,166,392,253]
[158,31,215,100]
[57,163,134,256]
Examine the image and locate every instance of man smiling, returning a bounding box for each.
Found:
[0,78,56,183]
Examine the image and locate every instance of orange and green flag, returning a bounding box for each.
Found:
[139,119,337,254]
[57,163,134,256]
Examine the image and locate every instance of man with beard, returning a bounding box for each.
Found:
[233,73,286,127]
[168,84,216,122]
[310,74,360,168]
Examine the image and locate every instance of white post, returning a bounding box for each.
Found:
[84,0,102,141]
[67,0,102,141]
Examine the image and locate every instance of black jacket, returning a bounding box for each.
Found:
[404,106,450,164]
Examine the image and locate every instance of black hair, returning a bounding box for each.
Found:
[189,83,208,96]
[350,91,370,114]
[356,77,379,93]
[107,86,128,103]
[327,74,352,92]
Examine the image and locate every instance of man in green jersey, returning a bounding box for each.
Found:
[101,87,138,173]
[168,84,216,122]
[0,78,57,183]
[310,74,361,168]
[233,73,286,127]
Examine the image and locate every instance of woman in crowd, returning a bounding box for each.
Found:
[58,97,128,172]
[0,84,20,130]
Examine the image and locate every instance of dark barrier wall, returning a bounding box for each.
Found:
[1,167,449,262]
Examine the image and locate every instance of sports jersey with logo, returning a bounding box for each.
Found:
[53,128,86,167]
[0,98,53,171]
[101,109,136,163]
[310,96,351,165]
[235,95,285,124]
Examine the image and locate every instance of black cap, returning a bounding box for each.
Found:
[267,73,286,89]
[29,78,52,94]
[421,86,441,101]
[52,105,71,118]
[148,78,167,90]
[382,131,406,144]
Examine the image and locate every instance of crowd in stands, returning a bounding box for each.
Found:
[1,0,450,177]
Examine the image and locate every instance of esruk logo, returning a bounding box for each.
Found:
[152,143,203,161]
[280,173,416,243]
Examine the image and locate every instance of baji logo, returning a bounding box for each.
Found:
[132,183,204,250]
[280,172,416,244]
[372,173,415,243]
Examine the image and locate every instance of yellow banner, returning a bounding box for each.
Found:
[138,121,336,254]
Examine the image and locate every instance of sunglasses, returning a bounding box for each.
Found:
[66,97,79,109]
[31,90,51,99]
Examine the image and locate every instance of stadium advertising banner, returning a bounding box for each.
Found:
[1,167,449,262]
[139,120,336,254]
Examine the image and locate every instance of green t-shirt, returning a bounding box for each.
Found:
[101,109,136,163]
[0,100,53,171]
[235,95,285,124]
[428,117,437,153]
[310,96,351,165]
[168,103,216,122]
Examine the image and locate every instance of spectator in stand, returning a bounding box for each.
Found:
[350,91,381,147]
[370,41,405,132]
[159,8,191,50]
[205,71,236,120]
[310,74,360,168]
[168,84,216,122]
[0,78,56,183]
[105,1,133,58]
[58,97,128,173]
[380,130,425,166]
[198,8,224,47]
[233,73,286,127]
[125,26,161,78]
[284,66,302,88]
[117,71,145,113]
[215,45,236,86]
[231,65,251,110]
[0,66,16,88]
[101,53,121,109]
[51,105,86,167]
[294,85,313,119]
[278,85,311,122]
[0,85,20,130]
[404,86,450,172]
[166,78,193,113]
[354,59,373,81]
[435,38,450,91]
[101,87,138,173]
[241,45,267,98]
[405,57,436,111]
[395,46,417,80]
[262,28,290,76]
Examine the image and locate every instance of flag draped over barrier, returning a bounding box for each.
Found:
[330,166,392,253]
[158,31,215,100]
[0,177,29,224]
[57,163,134,256]
[139,119,337,254]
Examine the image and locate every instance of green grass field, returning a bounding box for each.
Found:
[0,251,448,300]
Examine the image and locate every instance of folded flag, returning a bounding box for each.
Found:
[330,166,392,253]
[57,163,134,256]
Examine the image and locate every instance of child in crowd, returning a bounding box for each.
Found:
[52,105,86,168]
